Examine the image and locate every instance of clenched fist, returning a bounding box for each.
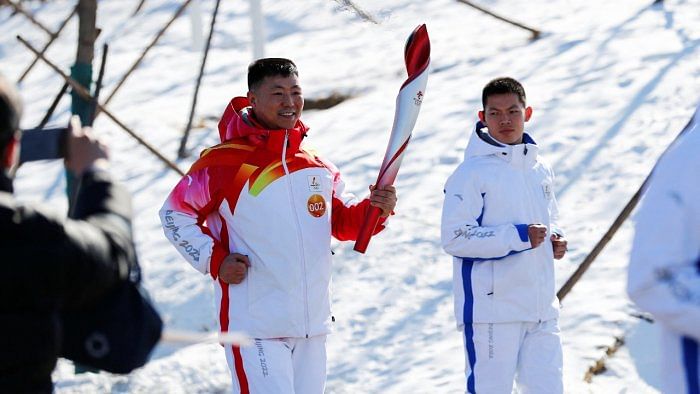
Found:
[551,234,568,260]
[527,224,547,249]
[218,253,251,284]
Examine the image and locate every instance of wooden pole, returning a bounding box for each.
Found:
[35,29,102,130]
[88,43,108,127]
[1,0,54,36]
[72,0,97,126]
[178,0,222,158]
[455,0,541,40]
[556,186,644,301]
[36,82,69,129]
[131,0,147,17]
[100,0,194,110]
[17,4,78,84]
[35,29,102,129]
[557,113,697,301]
[334,0,379,24]
[17,35,185,176]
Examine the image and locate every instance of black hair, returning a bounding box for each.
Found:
[0,74,22,154]
[482,77,526,109]
[247,58,298,91]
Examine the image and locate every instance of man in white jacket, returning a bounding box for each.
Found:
[627,104,700,394]
[441,77,568,394]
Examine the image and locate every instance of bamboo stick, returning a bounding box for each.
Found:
[455,0,541,40]
[178,0,222,158]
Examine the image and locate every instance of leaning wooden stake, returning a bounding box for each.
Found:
[557,186,644,301]
[36,82,69,129]
[178,0,222,158]
[1,0,54,36]
[333,0,379,24]
[455,0,541,40]
[557,113,697,301]
[17,4,78,83]
[35,28,102,129]
[88,43,109,127]
[99,0,194,111]
[131,0,147,17]
[18,35,185,176]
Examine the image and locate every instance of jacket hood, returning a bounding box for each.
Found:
[217,96,309,146]
[464,121,539,166]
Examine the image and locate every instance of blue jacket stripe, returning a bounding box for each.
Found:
[460,248,533,262]
[462,258,477,393]
[514,223,529,242]
[682,336,699,394]
[476,193,485,226]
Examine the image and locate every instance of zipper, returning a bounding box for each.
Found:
[518,146,542,321]
[281,130,311,337]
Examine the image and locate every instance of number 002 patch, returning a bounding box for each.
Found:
[307,194,327,217]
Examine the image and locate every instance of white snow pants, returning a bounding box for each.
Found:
[461,319,563,394]
[224,335,326,394]
[660,328,700,394]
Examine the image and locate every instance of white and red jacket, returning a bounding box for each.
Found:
[160,97,386,339]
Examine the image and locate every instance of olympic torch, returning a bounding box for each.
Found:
[354,24,431,253]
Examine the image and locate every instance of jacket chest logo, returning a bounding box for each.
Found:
[542,181,553,200]
[307,194,327,217]
[308,176,323,192]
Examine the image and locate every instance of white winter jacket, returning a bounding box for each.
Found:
[627,104,700,342]
[159,97,386,339]
[441,122,562,325]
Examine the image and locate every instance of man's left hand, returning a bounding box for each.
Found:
[551,234,568,260]
[369,185,397,218]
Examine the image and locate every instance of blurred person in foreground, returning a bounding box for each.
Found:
[159,58,397,393]
[441,77,568,393]
[0,73,136,393]
[627,103,700,394]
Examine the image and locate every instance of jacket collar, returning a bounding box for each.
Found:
[217,96,308,155]
[464,121,539,168]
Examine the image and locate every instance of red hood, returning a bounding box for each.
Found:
[217,97,309,153]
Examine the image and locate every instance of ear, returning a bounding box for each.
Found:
[247,91,256,107]
[478,111,485,122]
[2,134,19,170]
[524,106,533,122]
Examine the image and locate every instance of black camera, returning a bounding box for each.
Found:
[19,127,68,164]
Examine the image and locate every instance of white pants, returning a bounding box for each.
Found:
[224,335,327,394]
[461,319,563,394]
[660,327,700,394]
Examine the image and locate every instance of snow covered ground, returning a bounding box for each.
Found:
[2,0,699,392]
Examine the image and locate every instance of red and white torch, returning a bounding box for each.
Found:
[354,24,431,253]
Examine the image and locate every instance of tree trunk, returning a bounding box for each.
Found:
[72,0,96,125]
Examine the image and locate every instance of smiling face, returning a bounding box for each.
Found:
[479,92,532,145]
[248,75,304,130]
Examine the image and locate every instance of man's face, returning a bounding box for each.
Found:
[479,93,532,145]
[248,74,304,130]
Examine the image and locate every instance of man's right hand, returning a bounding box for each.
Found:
[527,224,547,248]
[64,116,109,176]
[218,253,251,284]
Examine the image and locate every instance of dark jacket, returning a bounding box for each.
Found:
[0,169,135,393]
